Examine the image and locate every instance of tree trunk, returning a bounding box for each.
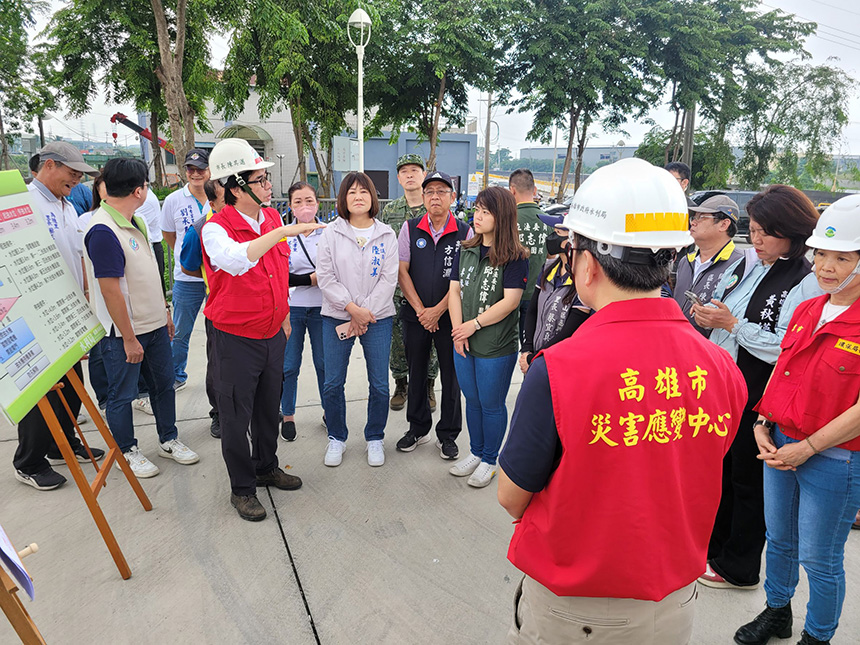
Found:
[288,98,306,183]
[0,107,9,171]
[574,117,590,190]
[304,123,331,197]
[150,0,194,181]
[38,115,45,148]
[680,103,696,169]
[426,72,447,172]
[665,82,680,165]
[150,111,165,187]
[556,105,581,202]
[672,109,686,162]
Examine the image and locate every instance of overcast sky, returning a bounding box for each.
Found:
[33,0,860,159]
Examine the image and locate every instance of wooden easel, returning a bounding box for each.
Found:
[0,542,45,644]
[36,367,152,580]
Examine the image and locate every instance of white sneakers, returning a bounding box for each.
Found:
[324,439,386,467]
[449,454,496,487]
[449,453,481,477]
[124,446,159,478]
[124,440,199,478]
[325,439,346,467]
[366,440,385,467]
[159,439,199,464]
[133,398,154,415]
[467,462,496,488]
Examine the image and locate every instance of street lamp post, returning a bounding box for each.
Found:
[276,153,285,197]
[348,8,372,173]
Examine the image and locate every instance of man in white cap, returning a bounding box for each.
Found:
[13,143,105,490]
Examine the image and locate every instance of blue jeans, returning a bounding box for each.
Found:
[453,350,518,465]
[87,339,109,409]
[102,326,179,452]
[170,279,207,384]
[281,306,326,416]
[322,316,392,442]
[763,428,860,641]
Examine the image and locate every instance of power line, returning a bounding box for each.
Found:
[806,0,860,18]
[812,33,860,53]
[760,2,860,43]
[817,28,860,49]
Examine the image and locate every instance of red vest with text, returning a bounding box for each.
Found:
[756,295,860,451]
[202,205,290,339]
[507,298,747,601]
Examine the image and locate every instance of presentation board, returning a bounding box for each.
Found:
[0,171,104,423]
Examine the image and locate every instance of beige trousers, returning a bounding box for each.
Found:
[506,575,698,645]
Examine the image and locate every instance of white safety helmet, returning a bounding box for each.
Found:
[563,158,693,259]
[806,195,860,294]
[208,138,273,184]
[806,195,860,253]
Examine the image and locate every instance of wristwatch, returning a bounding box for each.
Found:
[753,419,774,431]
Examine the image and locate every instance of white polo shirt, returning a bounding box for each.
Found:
[136,188,163,244]
[28,179,84,289]
[160,184,208,283]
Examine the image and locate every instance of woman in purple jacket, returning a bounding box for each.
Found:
[316,172,398,469]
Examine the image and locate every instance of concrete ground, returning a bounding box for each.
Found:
[1,316,858,645]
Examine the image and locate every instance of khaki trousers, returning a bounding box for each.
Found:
[506,575,697,645]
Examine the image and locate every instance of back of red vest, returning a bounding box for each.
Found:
[508,302,747,601]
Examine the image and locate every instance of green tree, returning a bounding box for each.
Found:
[507,0,657,199]
[0,0,48,169]
[735,61,855,189]
[45,0,213,184]
[216,0,355,196]
[367,0,511,171]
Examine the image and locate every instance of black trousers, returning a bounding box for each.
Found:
[403,316,461,441]
[707,405,765,586]
[204,318,217,413]
[153,242,166,297]
[210,326,284,496]
[14,362,84,474]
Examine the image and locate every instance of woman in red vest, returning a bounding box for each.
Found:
[202,139,323,522]
[734,196,860,645]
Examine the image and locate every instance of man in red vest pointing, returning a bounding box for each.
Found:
[498,158,748,644]
[202,139,324,521]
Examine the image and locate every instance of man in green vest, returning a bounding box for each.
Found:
[380,154,438,412]
[509,168,550,346]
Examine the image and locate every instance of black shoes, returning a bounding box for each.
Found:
[231,494,266,521]
[281,419,297,441]
[256,467,302,490]
[396,431,431,452]
[47,443,105,465]
[210,409,221,439]
[797,631,829,645]
[15,468,67,490]
[437,438,459,460]
[734,603,792,645]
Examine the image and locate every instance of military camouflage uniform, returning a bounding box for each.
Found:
[381,195,439,381]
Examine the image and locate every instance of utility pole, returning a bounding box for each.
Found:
[483,91,492,191]
[551,124,558,197]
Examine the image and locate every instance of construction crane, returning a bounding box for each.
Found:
[109,113,175,154]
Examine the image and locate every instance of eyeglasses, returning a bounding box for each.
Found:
[423,189,452,196]
[565,246,585,264]
[689,214,718,222]
[185,166,208,175]
[246,172,272,187]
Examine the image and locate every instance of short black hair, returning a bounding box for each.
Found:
[665,162,690,182]
[718,216,738,238]
[509,168,535,194]
[102,158,148,198]
[222,170,254,206]
[574,233,672,292]
[746,185,818,260]
[28,154,40,173]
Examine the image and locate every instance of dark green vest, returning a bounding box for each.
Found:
[517,202,550,302]
[457,245,519,358]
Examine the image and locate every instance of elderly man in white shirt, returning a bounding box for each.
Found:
[13,143,105,491]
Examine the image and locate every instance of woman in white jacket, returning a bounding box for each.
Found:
[316,172,398,468]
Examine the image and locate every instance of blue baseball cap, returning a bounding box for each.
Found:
[538,212,568,230]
